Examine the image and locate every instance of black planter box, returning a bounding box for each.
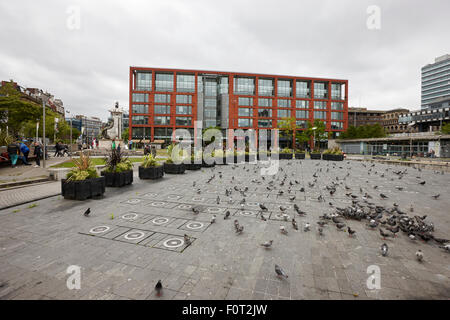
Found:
[278,153,293,160]
[323,154,344,161]
[295,153,306,159]
[201,159,215,167]
[310,153,322,160]
[61,176,106,200]
[101,170,133,187]
[185,163,202,170]
[139,165,164,179]
[164,163,185,174]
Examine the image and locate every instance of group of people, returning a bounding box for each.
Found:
[7,140,42,168]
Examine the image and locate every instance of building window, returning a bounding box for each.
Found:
[277,99,291,108]
[154,116,170,125]
[331,102,343,110]
[132,127,150,139]
[204,109,217,118]
[154,105,170,114]
[258,98,272,107]
[175,117,192,126]
[331,112,343,120]
[277,79,292,97]
[204,120,217,127]
[331,83,344,100]
[314,101,327,109]
[314,111,327,119]
[154,94,170,103]
[238,108,251,117]
[132,116,148,125]
[238,118,253,127]
[296,100,309,108]
[176,106,192,115]
[296,81,310,98]
[238,97,253,106]
[176,74,195,92]
[155,73,174,92]
[314,82,328,99]
[277,109,289,118]
[131,104,148,114]
[132,93,149,102]
[296,120,307,128]
[234,77,255,95]
[258,78,274,96]
[204,98,217,107]
[258,119,272,128]
[136,72,152,91]
[204,79,217,96]
[331,121,344,129]
[176,95,192,104]
[296,110,309,118]
[219,77,229,94]
[154,127,173,138]
[258,109,272,117]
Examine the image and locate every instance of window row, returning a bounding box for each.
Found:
[133,94,194,104]
[132,105,192,115]
[132,116,193,126]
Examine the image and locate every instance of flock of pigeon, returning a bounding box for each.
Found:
[83,159,449,295]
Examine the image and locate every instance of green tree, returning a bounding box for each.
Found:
[277,117,296,149]
[440,122,450,134]
[122,127,129,142]
[340,123,386,139]
[303,120,327,150]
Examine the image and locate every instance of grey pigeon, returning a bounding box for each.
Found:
[84,208,90,217]
[184,234,192,245]
[155,280,163,296]
[260,240,273,249]
[224,211,230,219]
[416,250,424,262]
[381,243,388,256]
[275,264,288,278]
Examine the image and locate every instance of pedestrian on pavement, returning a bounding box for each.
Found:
[128,140,132,151]
[117,143,121,152]
[33,141,42,167]
[112,139,116,150]
[54,141,60,157]
[96,139,99,149]
[19,141,31,164]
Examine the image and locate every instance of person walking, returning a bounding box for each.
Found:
[112,139,116,150]
[128,140,132,151]
[96,139,99,149]
[19,141,31,164]
[33,141,42,167]
[54,141,60,157]
[117,143,121,152]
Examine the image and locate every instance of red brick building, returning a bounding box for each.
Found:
[129,67,348,144]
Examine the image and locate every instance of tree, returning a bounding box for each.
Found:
[302,120,327,150]
[339,123,386,139]
[277,117,296,149]
[122,127,129,142]
[441,122,450,134]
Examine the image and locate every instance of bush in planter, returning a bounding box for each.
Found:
[323,147,344,161]
[184,154,202,170]
[139,154,164,179]
[101,148,133,187]
[278,148,293,159]
[310,149,322,160]
[164,144,186,174]
[62,152,105,200]
[294,149,306,159]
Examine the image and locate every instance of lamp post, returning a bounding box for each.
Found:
[66,110,72,146]
[40,92,48,168]
[312,126,317,150]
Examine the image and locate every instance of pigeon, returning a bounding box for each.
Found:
[259,204,268,212]
[347,227,356,237]
[192,207,200,215]
[155,280,163,296]
[235,225,244,234]
[416,250,424,262]
[418,181,426,185]
[367,219,378,229]
[304,223,310,232]
[184,234,192,245]
[318,227,324,236]
[84,208,91,217]
[234,219,240,229]
[408,234,417,241]
[336,223,346,231]
[275,264,288,279]
[379,228,390,240]
[216,196,220,204]
[431,194,440,199]
[224,211,230,219]
[260,213,267,221]
[210,215,216,224]
[260,240,273,249]
[317,221,327,227]
[292,218,298,230]
[380,193,388,199]
[280,225,288,235]
[387,226,399,237]
[381,243,388,256]
[439,244,450,252]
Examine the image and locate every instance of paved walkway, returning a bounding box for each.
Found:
[0,160,449,300]
[0,181,61,210]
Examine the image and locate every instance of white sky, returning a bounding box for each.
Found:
[1,0,449,121]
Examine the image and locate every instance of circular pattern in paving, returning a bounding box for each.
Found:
[126,199,141,204]
[207,207,222,213]
[90,226,110,234]
[192,197,205,202]
[150,201,166,207]
[167,195,181,200]
[239,211,256,216]
[152,217,170,225]
[124,231,146,240]
[275,213,290,220]
[185,222,204,230]
[144,193,158,197]
[121,213,139,220]
[247,202,259,207]
[163,238,185,248]
[178,204,192,209]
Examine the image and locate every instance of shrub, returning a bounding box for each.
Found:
[66,152,98,181]
[142,154,159,168]
[281,148,293,154]
[104,148,132,173]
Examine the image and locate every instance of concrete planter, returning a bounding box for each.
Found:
[101,170,133,187]
[164,163,185,174]
[61,177,105,200]
[138,165,164,179]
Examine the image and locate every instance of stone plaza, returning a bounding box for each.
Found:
[0,159,449,300]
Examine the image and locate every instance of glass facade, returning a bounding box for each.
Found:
[296,100,309,108]
[154,94,170,103]
[176,95,192,104]
[296,81,310,98]
[314,101,327,109]
[132,115,148,125]
[132,93,149,102]
[154,105,170,114]
[176,74,195,92]
[277,79,292,97]
[331,102,344,110]
[258,119,272,128]
[155,73,174,92]
[277,99,291,108]
[132,104,148,114]
[314,82,328,99]
[238,108,252,117]
[296,110,309,118]
[258,78,274,96]
[314,111,327,119]
[258,109,272,117]
[238,97,253,106]
[331,112,344,120]
[154,116,170,125]
[258,98,272,107]
[175,117,192,126]
[136,72,152,91]
[277,109,289,118]
[176,106,192,115]
[296,120,307,128]
[238,118,253,127]
[234,77,255,95]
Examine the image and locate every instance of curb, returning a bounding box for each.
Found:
[0,192,61,211]
[0,178,51,189]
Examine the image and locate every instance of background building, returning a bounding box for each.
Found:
[348,107,385,127]
[381,108,410,133]
[74,115,102,145]
[129,67,348,145]
[421,54,450,108]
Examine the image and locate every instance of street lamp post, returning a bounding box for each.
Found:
[312,127,317,150]
[41,93,47,168]
[66,110,72,146]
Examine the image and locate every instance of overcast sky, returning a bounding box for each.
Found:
[1,0,449,121]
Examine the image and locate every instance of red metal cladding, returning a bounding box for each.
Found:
[129,67,348,142]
